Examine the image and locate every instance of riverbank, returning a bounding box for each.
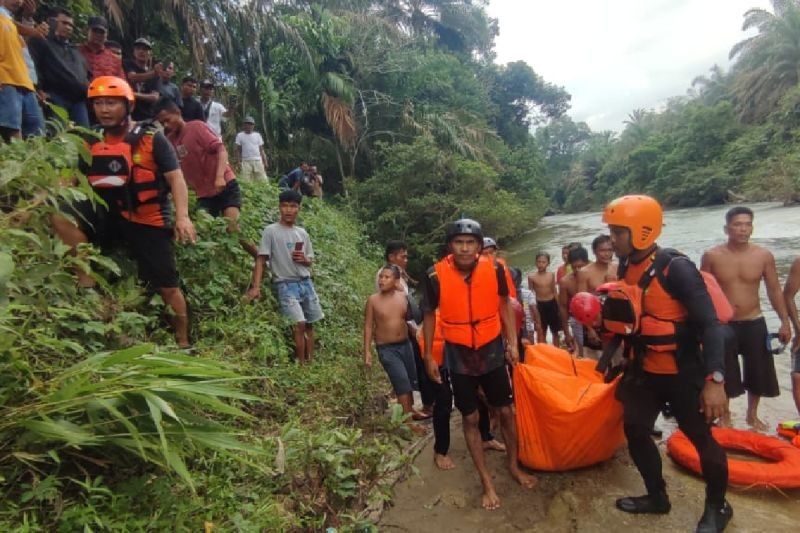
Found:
[506,202,800,425]
[380,417,800,532]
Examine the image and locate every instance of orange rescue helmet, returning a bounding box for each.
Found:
[87,76,135,106]
[602,195,663,250]
[569,292,602,327]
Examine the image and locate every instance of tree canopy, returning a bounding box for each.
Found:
[539,0,800,212]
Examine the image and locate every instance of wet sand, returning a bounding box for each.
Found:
[379,416,799,532]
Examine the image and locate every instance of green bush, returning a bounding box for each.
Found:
[350,137,543,275]
[0,131,405,531]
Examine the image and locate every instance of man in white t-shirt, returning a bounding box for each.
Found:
[199,79,227,137]
[235,116,268,182]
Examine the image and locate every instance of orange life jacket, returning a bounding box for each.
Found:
[598,248,733,374]
[495,257,517,300]
[85,122,166,224]
[417,311,445,367]
[434,254,503,350]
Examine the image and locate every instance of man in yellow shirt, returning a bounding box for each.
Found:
[0,0,43,141]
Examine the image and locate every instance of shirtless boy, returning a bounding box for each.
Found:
[528,252,561,346]
[558,246,589,356]
[364,265,426,433]
[577,235,618,357]
[701,206,792,430]
[783,256,800,416]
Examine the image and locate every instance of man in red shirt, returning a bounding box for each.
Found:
[154,98,256,257]
[78,16,123,80]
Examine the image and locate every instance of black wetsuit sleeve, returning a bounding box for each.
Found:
[665,257,725,375]
[421,267,439,313]
[496,262,509,297]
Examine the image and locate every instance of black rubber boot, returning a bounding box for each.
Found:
[615,492,671,514]
[695,500,733,533]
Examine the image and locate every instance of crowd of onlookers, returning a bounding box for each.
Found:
[3,2,328,350]
[1,0,323,200]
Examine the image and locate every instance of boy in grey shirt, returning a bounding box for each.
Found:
[246,190,323,363]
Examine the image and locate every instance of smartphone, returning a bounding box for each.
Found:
[294,242,303,252]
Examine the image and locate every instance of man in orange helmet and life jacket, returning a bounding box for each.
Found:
[421,218,537,511]
[602,195,732,532]
[52,76,196,347]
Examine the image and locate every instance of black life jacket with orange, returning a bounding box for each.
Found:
[434,254,503,350]
[595,248,733,378]
[85,121,164,214]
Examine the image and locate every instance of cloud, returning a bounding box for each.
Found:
[486,0,772,131]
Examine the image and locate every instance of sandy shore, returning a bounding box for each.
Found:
[379,416,799,532]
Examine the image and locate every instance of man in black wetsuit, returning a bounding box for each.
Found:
[602,195,732,533]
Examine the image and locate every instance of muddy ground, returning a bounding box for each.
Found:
[379,415,799,532]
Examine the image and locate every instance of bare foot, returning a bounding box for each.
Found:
[510,467,538,489]
[718,413,733,428]
[411,410,432,421]
[746,415,768,432]
[434,453,455,470]
[483,439,506,452]
[407,423,429,436]
[481,488,501,510]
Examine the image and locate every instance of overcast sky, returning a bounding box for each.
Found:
[486,0,772,132]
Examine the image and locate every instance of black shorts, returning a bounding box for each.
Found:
[792,348,800,374]
[63,200,179,289]
[536,299,561,334]
[197,179,242,217]
[451,365,513,415]
[724,317,780,398]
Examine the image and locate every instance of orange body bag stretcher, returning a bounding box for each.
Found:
[514,344,625,471]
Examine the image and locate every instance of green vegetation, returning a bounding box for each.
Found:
[6,1,570,527]
[57,0,565,265]
[539,0,800,212]
[12,0,799,528]
[0,129,412,530]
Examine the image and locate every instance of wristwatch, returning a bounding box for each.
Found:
[705,371,725,384]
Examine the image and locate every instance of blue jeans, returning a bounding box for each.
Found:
[274,278,324,324]
[0,85,44,136]
[48,93,89,127]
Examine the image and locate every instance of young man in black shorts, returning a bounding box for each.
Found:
[155,98,257,257]
[422,218,536,511]
[52,77,196,347]
[701,207,792,429]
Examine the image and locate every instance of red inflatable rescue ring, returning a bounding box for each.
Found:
[667,427,800,488]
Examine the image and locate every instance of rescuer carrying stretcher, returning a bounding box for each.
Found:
[597,195,733,533]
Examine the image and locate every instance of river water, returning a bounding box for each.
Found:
[504,202,800,428]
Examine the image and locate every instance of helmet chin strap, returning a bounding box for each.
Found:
[630,243,657,262]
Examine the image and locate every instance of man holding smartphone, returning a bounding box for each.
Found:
[246,190,324,363]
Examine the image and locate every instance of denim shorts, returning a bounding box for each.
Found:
[0,85,44,136]
[275,278,324,324]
